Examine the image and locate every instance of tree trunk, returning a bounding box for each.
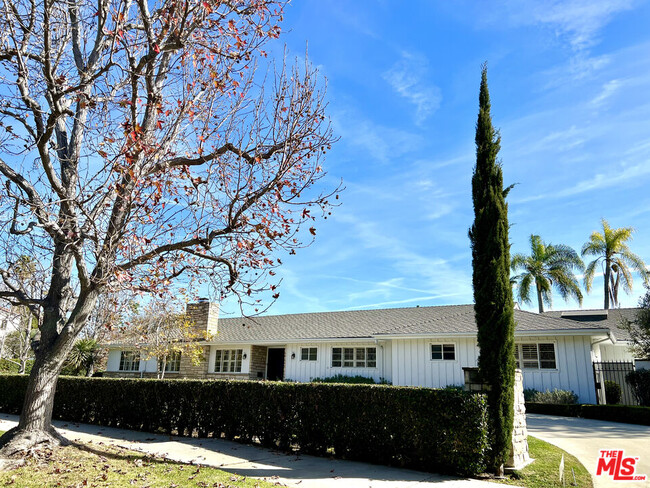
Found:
[536,282,544,313]
[604,260,611,310]
[0,292,99,455]
[0,350,69,454]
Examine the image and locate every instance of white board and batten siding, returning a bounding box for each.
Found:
[597,343,635,362]
[518,335,596,404]
[390,335,597,404]
[391,337,478,389]
[284,341,391,383]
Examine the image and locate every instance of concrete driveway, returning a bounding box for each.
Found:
[0,413,499,488]
[527,413,650,488]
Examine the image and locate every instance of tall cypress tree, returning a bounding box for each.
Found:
[469,65,516,473]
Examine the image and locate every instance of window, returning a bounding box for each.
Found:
[118,351,140,371]
[431,344,456,361]
[300,347,317,361]
[514,343,556,369]
[331,347,377,368]
[160,351,181,372]
[214,349,243,373]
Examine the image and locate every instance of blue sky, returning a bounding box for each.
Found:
[223,0,650,316]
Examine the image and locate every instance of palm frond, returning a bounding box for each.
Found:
[583,259,599,292]
[517,272,533,305]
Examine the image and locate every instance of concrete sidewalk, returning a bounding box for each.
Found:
[0,414,499,487]
[527,413,650,488]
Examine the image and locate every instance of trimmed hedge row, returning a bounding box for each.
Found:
[526,402,650,426]
[0,375,489,475]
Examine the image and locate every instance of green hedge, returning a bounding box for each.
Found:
[526,402,650,426]
[0,375,489,475]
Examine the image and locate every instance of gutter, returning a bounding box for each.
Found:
[374,328,612,340]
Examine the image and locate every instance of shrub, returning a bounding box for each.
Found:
[523,388,539,402]
[443,384,465,393]
[0,375,489,475]
[530,388,578,405]
[627,369,650,406]
[604,380,622,404]
[526,403,650,426]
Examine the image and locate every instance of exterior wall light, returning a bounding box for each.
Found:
[291,352,296,359]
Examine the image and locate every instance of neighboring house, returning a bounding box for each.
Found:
[105,301,645,404]
[542,308,641,404]
[0,305,21,359]
[542,308,639,362]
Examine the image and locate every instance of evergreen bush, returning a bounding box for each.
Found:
[604,380,622,404]
[627,369,650,406]
[0,375,490,475]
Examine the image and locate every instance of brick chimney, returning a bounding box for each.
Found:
[185,299,219,338]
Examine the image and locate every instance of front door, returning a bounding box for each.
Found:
[266,348,285,381]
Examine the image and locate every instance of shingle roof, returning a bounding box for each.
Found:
[210,304,611,343]
[543,308,640,342]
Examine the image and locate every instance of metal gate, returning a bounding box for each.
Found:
[593,361,638,405]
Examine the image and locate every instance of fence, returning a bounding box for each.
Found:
[593,361,638,405]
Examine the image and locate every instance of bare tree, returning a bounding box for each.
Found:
[116,298,205,379]
[0,0,336,454]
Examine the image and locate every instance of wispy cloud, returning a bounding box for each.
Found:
[503,0,636,51]
[540,1,636,51]
[383,52,442,124]
[345,294,463,310]
[590,79,623,107]
[514,161,650,203]
[331,110,422,164]
[488,0,637,84]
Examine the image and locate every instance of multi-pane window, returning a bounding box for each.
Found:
[514,343,556,369]
[300,347,317,361]
[431,344,456,361]
[161,351,181,372]
[214,349,243,373]
[118,351,140,371]
[331,347,376,368]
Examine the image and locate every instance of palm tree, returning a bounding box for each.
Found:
[511,234,585,313]
[582,219,649,310]
[66,339,99,376]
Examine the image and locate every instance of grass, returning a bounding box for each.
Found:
[0,430,594,488]
[0,431,278,488]
[495,436,593,488]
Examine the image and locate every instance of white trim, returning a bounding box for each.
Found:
[300,346,317,361]
[375,329,611,340]
[515,341,558,371]
[203,337,375,345]
[429,342,457,362]
[330,346,378,369]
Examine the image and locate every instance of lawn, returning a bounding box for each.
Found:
[496,436,593,488]
[0,430,593,488]
[0,431,277,488]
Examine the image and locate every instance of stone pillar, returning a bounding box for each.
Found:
[463,367,531,470]
[185,300,219,338]
[508,369,530,469]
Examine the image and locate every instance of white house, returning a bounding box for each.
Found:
[105,301,641,404]
[0,305,21,360]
